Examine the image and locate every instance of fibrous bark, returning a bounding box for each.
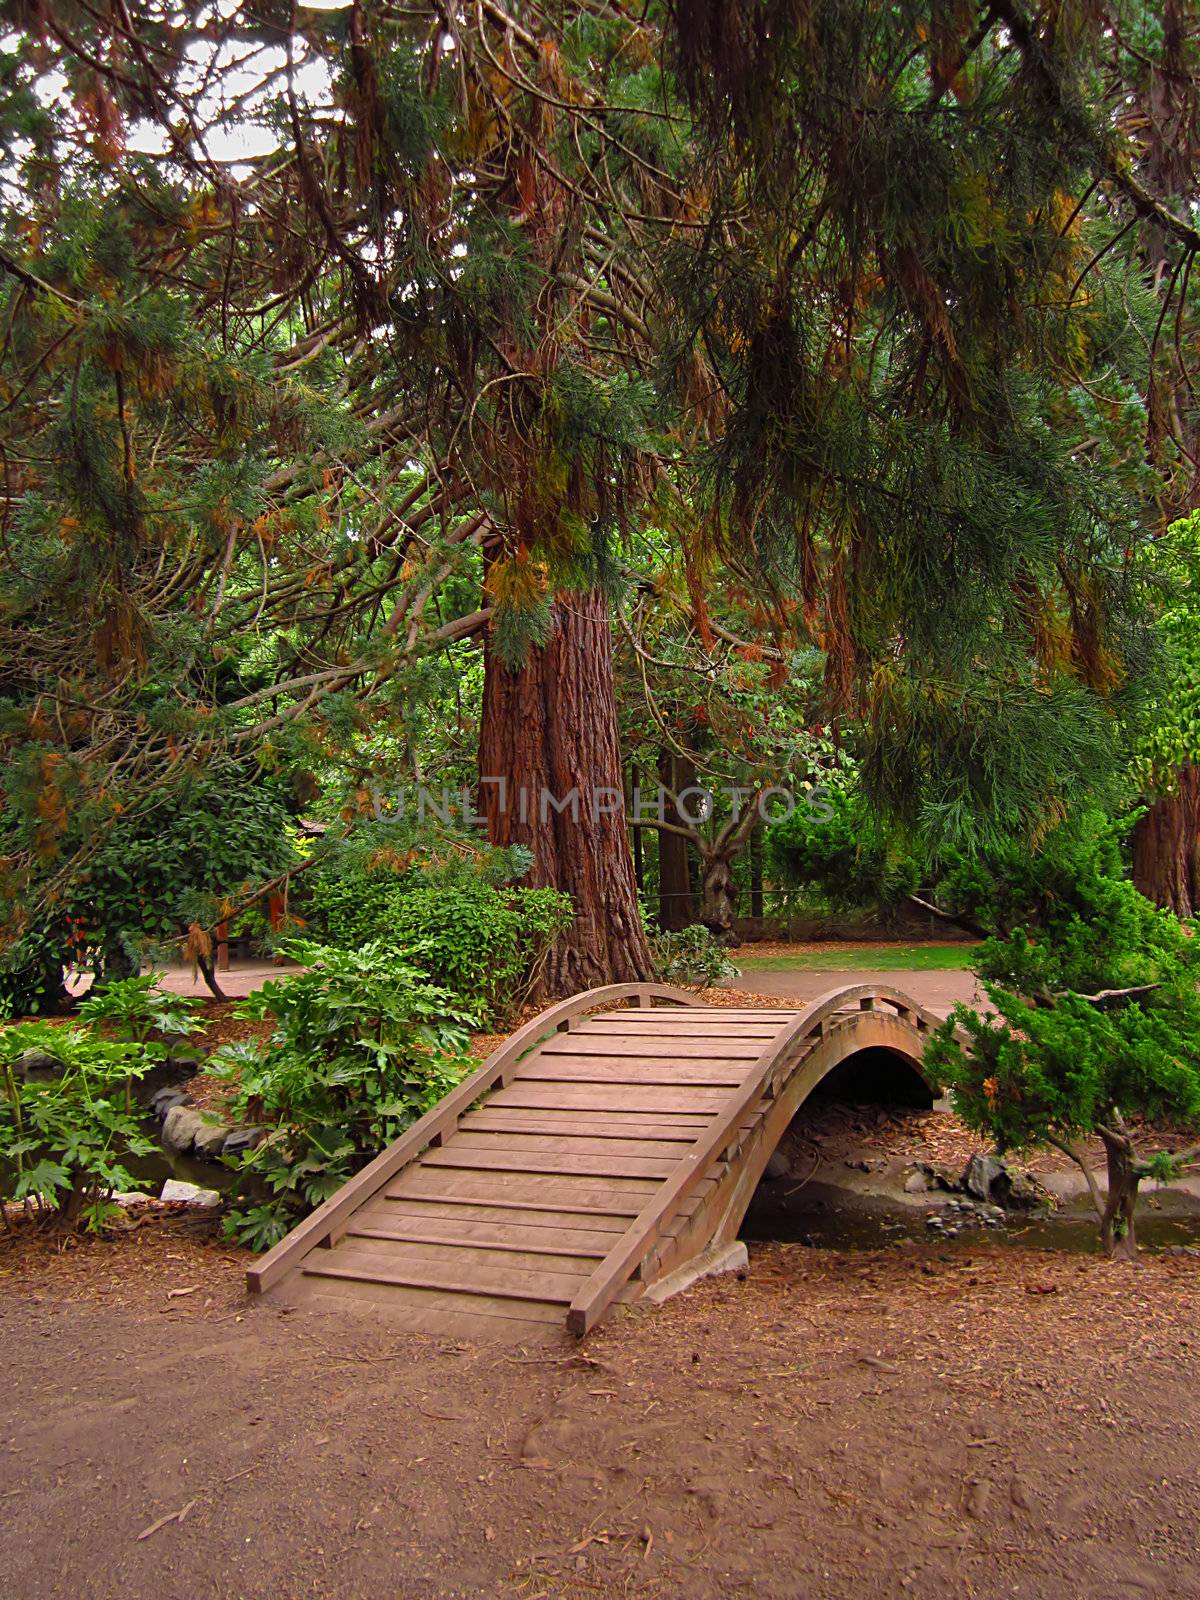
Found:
[1131,764,1200,917]
[479,589,655,999]
[657,751,698,931]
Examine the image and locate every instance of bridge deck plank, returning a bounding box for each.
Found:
[421,1147,679,1180]
[339,1233,603,1275]
[387,1168,662,1205]
[577,1019,786,1036]
[303,1243,588,1304]
[458,1111,714,1141]
[375,1195,639,1229]
[299,1277,568,1339]
[349,1209,615,1256]
[450,1130,703,1159]
[489,1083,730,1112]
[514,1060,750,1085]
[539,1036,765,1059]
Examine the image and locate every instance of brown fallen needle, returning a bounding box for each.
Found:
[136,1499,197,1541]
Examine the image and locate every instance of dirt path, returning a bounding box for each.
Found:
[725,964,984,1016]
[2,1226,1197,1600]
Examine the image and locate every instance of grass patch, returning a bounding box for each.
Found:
[738,944,978,972]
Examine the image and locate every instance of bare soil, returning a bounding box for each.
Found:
[2,1220,1198,1600]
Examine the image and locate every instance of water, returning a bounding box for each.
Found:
[741,1182,1200,1255]
[121,1137,239,1195]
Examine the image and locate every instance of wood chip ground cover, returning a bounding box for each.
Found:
[1,1222,1197,1598]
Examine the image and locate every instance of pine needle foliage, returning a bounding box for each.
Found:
[926,814,1200,1254]
[0,0,1195,969]
[657,0,1194,843]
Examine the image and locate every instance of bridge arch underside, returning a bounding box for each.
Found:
[646,1013,935,1287]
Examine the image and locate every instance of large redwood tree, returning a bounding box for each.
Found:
[1132,767,1200,918]
[480,591,654,996]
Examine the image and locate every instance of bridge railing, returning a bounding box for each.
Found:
[246,981,701,1296]
[566,984,940,1335]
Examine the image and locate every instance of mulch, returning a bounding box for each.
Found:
[2,1219,1199,1599]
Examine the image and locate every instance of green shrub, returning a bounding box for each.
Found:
[302,866,409,950]
[0,927,70,1016]
[765,785,921,912]
[652,924,740,991]
[304,859,572,1025]
[77,974,203,1050]
[210,941,478,1251]
[0,1021,155,1231]
[391,881,572,1023]
[932,810,1127,966]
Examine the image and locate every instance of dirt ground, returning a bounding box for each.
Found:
[721,963,984,1016]
[2,1220,1198,1600]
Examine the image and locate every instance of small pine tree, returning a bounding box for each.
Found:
[925,817,1200,1256]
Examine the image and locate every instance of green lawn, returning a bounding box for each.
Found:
[737,943,978,972]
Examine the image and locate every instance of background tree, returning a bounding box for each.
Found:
[614,551,833,933]
[660,0,1194,849]
[1129,513,1200,914]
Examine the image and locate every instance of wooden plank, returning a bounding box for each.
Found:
[489,1083,732,1113]
[579,1018,787,1035]
[457,1112,760,1147]
[350,1206,617,1255]
[578,1025,785,1037]
[461,1101,715,1121]
[388,1170,717,1220]
[514,1059,750,1085]
[538,1035,766,1059]
[303,1245,586,1304]
[298,1277,568,1337]
[449,1130,700,1159]
[458,1111,713,1142]
[373,1195,637,1230]
[591,1007,788,1019]
[341,1231,603,1274]
[464,1102,714,1123]
[395,1160,664,1192]
[388,1169,659,1207]
[420,1147,678,1180]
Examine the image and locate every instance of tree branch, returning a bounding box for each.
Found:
[1133,1144,1200,1178]
[1045,1132,1105,1222]
[907,893,987,941]
[1059,983,1161,1008]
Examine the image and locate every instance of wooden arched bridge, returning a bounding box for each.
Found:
[247,982,940,1341]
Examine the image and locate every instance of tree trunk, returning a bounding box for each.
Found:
[699,852,737,939]
[630,762,644,894]
[1099,1134,1140,1260]
[1131,764,1200,917]
[93,936,138,992]
[479,588,655,999]
[750,825,763,920]
[657,750,697,931]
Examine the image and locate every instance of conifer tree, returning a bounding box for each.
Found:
[1,1,1196,997]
